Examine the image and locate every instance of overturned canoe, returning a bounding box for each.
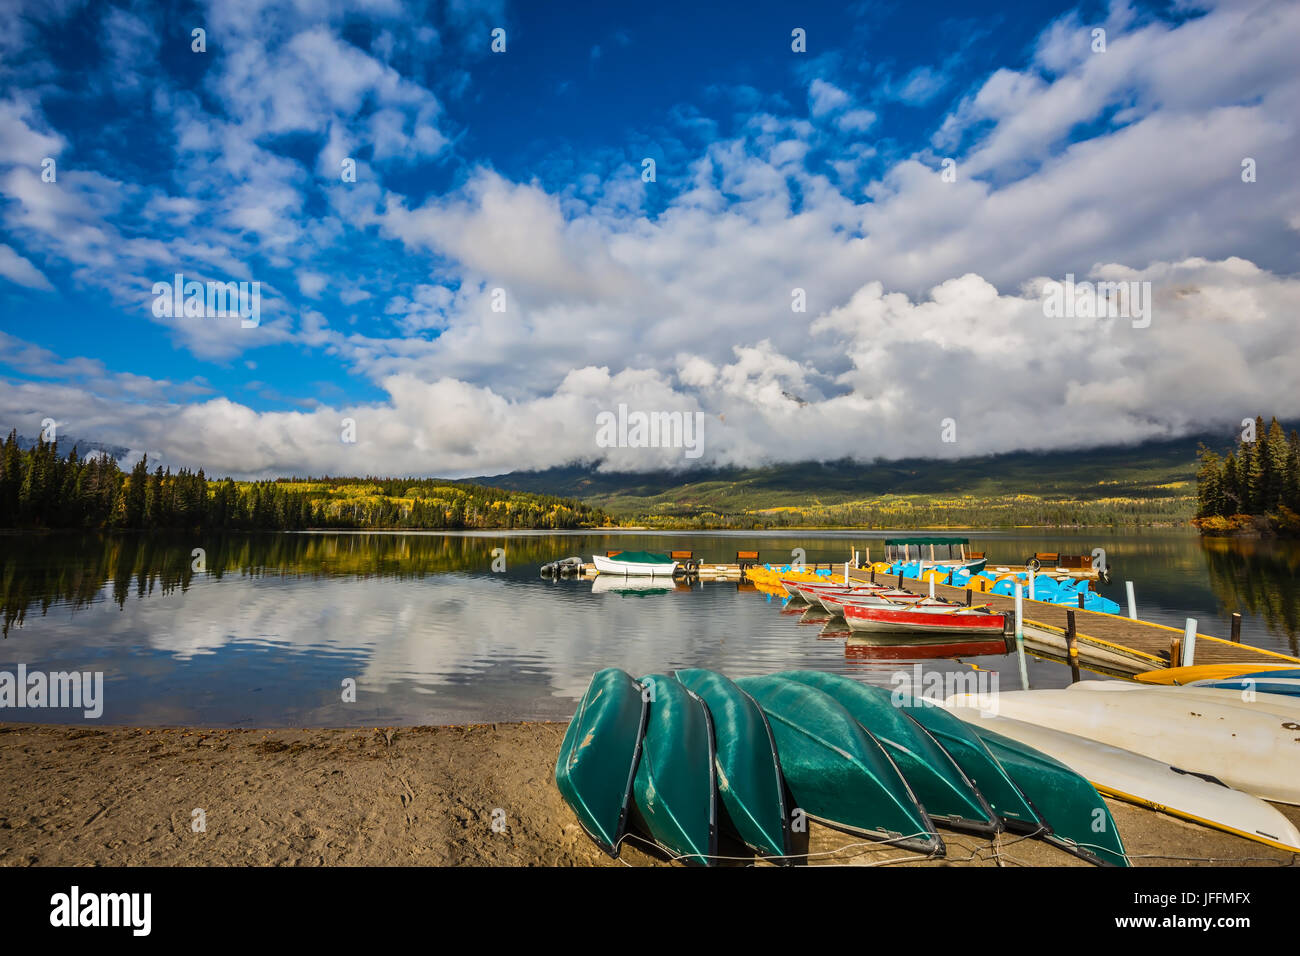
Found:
[554,668,649,856]
[948,709,1300,854]
[893,695,1043,832]
[773,670,997,834]
[950,688,1300,806]
[1065,681,1300,719]
[949,712,1129,867]
[675,669,790,861]
[736,675,942,855]
[631,673,718,865]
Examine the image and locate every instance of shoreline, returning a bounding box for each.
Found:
[3,722,1295,867]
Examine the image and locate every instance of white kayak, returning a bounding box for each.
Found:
[946,689,1300,805]
[944,708,1300,853]
[1066,681,1300,719]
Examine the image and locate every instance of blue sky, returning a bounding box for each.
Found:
[1,0,1298,477]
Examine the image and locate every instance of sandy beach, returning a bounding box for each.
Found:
[1,722,1296,867]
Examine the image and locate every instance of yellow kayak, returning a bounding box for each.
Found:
[1134,662,1299,685]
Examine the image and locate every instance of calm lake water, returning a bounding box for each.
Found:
[1,530,1296,726]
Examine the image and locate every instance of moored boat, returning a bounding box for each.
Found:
[593,550,678,576]
[843,601,1009,639]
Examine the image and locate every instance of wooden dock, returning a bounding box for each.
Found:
[845,567,1300,674]
[577,557,1299,675]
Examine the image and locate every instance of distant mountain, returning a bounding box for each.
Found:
[463,436,1211,521]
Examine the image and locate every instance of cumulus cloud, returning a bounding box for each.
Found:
[1,0,1298,479]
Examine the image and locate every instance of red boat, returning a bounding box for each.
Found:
[841,600,1009,640]
[793,582,920,610]
[845,637,1011,659]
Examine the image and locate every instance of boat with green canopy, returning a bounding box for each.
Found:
[593,550,679,576]
[881,536,986,576]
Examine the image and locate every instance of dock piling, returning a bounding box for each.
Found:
[1181,618,1198,667]
[1065,610,1081,683]
[1126,581,1137,620]
[1028,568,1035,601]
[1231,613,1242,643]
[1014,583,1029,691]
[965,588,972,607]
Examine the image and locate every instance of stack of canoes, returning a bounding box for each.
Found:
[555,668,1132,867]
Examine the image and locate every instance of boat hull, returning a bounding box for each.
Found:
[735,675,942,855]
[554,668,649,857]
[1134,663,1300,685]
[843,602,1008,638]
[774,671,998,834]
[631,673,718,865]
[894,696,1042,832]
[950,710,1300,854]
[949,689,1300,805]
[952,715,1129,866]
[674,669,791,861]
[593,554,678,576]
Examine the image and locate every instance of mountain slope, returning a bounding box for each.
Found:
[462,436,1207,527]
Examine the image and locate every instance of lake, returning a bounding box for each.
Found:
[1,529,1296,726]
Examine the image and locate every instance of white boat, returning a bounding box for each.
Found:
[1065,681,1300,719]
[946,688,1300,805]
[592,552,678,577]
[944,708,1300,853]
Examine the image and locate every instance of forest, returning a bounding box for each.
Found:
[0,431,611,531]
[1194,416,1300,535]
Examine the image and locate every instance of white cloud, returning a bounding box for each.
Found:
[0,243,53,290]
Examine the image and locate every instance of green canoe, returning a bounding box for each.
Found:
[736,675,942,856]
[970,723,1129,867]
[632,673,718,865]
[893,694,1043,833]
[774,671,997,834]
[674,669,791,861]
[554,668,649,857]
